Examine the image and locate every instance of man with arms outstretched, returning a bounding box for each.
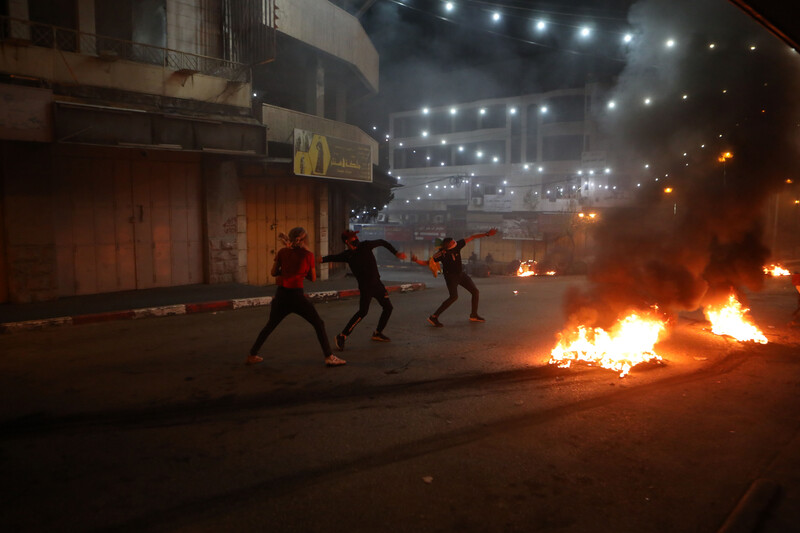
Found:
[412,228,498,327]
[321,230,407,350]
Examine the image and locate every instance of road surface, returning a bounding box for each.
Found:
[1,274,799,532]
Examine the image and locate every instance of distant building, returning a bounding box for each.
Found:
[0,0,389,303]
[375,83,632,272]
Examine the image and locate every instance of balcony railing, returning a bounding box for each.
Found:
[0,15,248,82]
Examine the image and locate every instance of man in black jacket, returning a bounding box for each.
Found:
[321,230,407,350]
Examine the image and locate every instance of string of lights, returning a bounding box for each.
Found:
[385,0,635,62]
[388,135,761,206]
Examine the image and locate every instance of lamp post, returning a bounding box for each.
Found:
[664,187,675,215]
[718,151,733,190]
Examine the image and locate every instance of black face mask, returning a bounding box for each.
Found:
[350,238,360,247]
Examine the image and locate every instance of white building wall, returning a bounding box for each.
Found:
[387,86,618,214]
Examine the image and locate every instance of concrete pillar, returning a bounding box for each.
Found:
[2,142,58,303]
[317,183,329,280]
[335,84,347,122]
[315,59,325,118]
[520,104,529,163]
[236,190,248,283]
[203,158,243,284]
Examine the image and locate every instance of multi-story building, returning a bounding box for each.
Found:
[377,83,632,271]
[0,0,389,303]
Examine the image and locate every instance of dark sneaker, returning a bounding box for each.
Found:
[325,354,346,367]
[246,355,263,365]
[335,334,346,351]
[469,314,486,322]
[428,315,444,327]
[371,331,390,342]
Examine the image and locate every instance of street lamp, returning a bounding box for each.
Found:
[664,187,677,216]
[718,151,733,189]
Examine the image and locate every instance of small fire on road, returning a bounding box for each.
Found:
[549,311,666,377]
[517,263,536,277]
[516,261,556,277]
[763,264,790,276]
[704,293,768,344]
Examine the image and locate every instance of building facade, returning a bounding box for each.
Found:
[0,0,386,303]
[378,84,632,272]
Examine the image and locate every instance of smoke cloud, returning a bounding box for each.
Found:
[361,1,608,114]
[567,0,800,327]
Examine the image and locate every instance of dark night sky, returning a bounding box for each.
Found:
[337,1,798,134]
[341,0,638,129]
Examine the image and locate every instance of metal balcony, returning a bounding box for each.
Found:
[0,15,249,82]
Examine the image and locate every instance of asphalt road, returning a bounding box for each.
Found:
[1,274,799,532]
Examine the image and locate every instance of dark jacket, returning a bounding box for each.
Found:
[322,239,399,286]
[432,239,467,278]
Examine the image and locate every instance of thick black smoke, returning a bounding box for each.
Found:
[565,0,800,328]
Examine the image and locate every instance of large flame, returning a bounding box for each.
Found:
[704,294,767,344]
[549,312,666,377]
[763,264,790,276]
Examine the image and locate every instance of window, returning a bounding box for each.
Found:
[542,95,585,124]
[430,110,450,135]
[525,104,540,161]
[452,109,478,132]
[95,0,166,64]
[542,135,584,161]
[480,104,507,129]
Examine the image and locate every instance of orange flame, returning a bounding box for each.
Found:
[516,262,557,277]
[517,261,539,277]
[704,294,767,344]
[549,312,666,377]
[517,264,536,277]
[763,264,790,276]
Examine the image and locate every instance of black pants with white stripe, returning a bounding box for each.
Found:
[342,281,393,335]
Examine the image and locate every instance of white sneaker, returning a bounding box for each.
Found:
[325,354,347,367]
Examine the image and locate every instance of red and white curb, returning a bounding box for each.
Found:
[0,283,426,333]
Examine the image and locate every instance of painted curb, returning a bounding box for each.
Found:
[0,283,426,334]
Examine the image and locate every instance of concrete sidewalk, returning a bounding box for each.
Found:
[0,270,428,333]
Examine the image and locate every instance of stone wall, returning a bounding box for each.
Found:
[0,143,58,303]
